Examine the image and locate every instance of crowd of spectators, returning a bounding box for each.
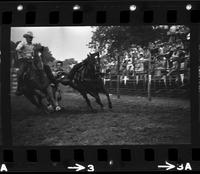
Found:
[101,32,190,87]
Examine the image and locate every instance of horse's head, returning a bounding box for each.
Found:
[33,46,44,70]
[34,46,44,59]
[87,52,100,72]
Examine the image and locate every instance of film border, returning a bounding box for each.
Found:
[0,0,199,172]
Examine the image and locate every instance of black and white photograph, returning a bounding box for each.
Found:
[0,26,2,145]
[10,26,191,145]
[199,32,200,138]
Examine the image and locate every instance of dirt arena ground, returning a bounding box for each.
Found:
[10,86,191,146]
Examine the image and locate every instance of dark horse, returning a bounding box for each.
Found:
[57,52,112,111]
[20,46,60,112]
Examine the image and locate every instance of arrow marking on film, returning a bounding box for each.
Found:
[158,161,175,171]
[68,163,85,172]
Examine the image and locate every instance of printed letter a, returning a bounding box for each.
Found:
[0,164,8,172]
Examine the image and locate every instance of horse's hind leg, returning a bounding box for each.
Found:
[106,91,112,109]
[70,82,94,111]
[103,87,112,108]
[101,84,112,109]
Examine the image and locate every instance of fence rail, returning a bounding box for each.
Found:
[10,68,193,97]
[104,77,190,98]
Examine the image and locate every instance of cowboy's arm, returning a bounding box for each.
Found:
[16,41,25,52]
[16,41,25,58]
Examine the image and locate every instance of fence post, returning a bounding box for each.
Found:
[148,74,152,101]
[117,54,120,99]
[136,75,139,85]
[147,48,152,101]
[109,73,112,89]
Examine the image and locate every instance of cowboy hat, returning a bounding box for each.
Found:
[23,31,34,38]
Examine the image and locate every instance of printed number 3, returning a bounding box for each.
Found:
[87,164,95,172]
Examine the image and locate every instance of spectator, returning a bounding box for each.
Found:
[158,43,165,55]
[176,39,184,50]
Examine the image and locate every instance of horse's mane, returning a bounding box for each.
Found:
[68,52,99,80]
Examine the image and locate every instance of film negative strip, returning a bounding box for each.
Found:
[0,0,200,172]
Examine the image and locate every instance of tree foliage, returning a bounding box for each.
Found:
[88,26,168,62]
[63,58,78,66]
[88,25,190,64]
[62,58,78,72]
[34,43,55,63]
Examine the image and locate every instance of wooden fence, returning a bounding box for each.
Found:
[9,68,192,97]
[10,68,18,94]
[104,77,189,98]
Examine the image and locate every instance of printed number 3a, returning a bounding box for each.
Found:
[87,164,95,172]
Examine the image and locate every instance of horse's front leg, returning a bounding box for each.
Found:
[88,91,104,109]
[81,91,94,112]
[68,81,94,111]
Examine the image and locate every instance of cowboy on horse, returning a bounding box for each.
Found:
[15,31,35,96]
[15,31,58,96]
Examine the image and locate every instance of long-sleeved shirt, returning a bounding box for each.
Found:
[16,41,34,59]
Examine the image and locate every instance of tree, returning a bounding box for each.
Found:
[62,58,78,72]
[88,26,169,63]
[63,58,78,65]
[34,43,55,63]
